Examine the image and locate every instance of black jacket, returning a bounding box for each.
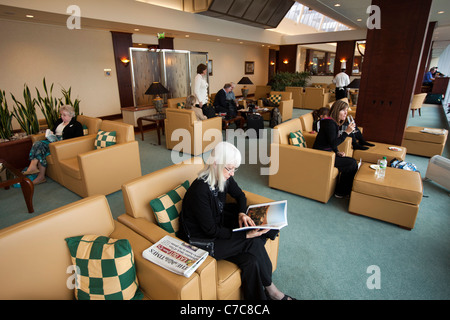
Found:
[179,177,247,241]
[312,118,348,153]
[53,117,84,140]
[213,89,229,113]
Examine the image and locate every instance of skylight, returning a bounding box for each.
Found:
[285,2,350,32]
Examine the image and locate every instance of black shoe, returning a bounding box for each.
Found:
[360,141,375,147]
[353,144,369,150]
[334,193,350,199]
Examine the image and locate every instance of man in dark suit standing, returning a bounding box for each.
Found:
[214,83,235,116]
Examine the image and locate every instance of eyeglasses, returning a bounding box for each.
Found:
[224,166,238,173]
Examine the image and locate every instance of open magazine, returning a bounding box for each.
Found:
[45,129,61,143]
[233,200,288,232]
[142,235,209,278]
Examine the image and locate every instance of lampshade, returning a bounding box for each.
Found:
[145,82,169,95]
[347,78,360,89]
[237,77,253,85]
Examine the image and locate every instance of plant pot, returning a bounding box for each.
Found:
[0,137,32,170]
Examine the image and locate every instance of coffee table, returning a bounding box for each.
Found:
[349,163,423,230]
[0,159,34,213]
[137,113,166,145]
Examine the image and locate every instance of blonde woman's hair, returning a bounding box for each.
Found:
[185,95,196,109]
[329,100,349,126]
[198,142,241,192]
[60,105,75,118]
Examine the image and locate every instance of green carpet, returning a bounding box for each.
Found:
[1,104,449,300]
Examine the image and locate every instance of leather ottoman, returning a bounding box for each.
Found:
[402,126,448,157]
[349,163,423,230]
[352,142,406,164]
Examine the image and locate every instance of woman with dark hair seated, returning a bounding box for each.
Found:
[313,100,358,198]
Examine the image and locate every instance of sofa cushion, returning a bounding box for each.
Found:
[269,94,282,106]
[65,234,143,300]
[94,130,117,149]
[289,130,307,148]
[149,180,189,235]
[177,102,186,109]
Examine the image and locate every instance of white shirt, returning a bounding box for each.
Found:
[194,73,208,106]
[333,72,350,88]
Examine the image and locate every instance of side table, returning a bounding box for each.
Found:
[137,113,166,145]
[0,159,34,213]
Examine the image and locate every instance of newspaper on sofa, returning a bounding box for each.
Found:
[142,235,208,278]
[420,128,447,135]
[233,200,288,232]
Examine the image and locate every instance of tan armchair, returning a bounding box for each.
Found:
[285,86,305,109]
[117,158,279,300]
[303,87,331,110]
[50,120,141,197]
[410,93,427,117]
[31,115,102,183]
[253,85,271,101]
[258,91,294,122]
[167,97,187,109]
[164,108,222,156]
[269,118,344,203]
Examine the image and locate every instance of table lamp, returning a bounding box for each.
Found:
[145,82,169,114]
[237,77,253,99]
[346,78,360,105]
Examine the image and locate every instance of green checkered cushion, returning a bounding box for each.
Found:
[177,102,186,109]
[150,180,189,235]
[65,235,143,300]
[269,94,282,106]
[94,130,116,149]
[289,130,307,148]
[82,124,89,136]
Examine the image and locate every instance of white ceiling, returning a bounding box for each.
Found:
[0,0,448,57]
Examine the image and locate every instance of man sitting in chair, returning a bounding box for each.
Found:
[214,83,237,119]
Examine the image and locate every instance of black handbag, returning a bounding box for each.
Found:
[188,238,215,257]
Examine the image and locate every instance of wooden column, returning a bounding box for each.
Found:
[111,32,134,108]
[415,22,436,94]
[268,49,277,81]
[334,40,356,76]
[278,45,297,73]
[158,37,174,49]
[355,0,432,145]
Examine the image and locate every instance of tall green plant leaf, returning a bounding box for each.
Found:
[11,84,39,135]
[60,86,81,116]
[36,77,60,131]
[0,90,14,140]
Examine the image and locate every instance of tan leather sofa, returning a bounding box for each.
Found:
[303,87,331,110]
[257,91,294,122]
[0,195,205,299]
[253,85,271,101]
[269,118,346,203]
[50,120,141,197]
[402,126,448,157]
[285,86,304,109]
[164,108,222,156]
[31,115,102,183]
[117,158,280,300]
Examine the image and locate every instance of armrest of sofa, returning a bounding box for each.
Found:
[279,99,294,121]
[78,141,142,196]
[111,221,202,300]
[31,133,45,143]
[50,135,96,162]
[117,213,218,300]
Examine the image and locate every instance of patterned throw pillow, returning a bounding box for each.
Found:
[65,235,143,300]
[177,102,185,109]
[149,180,189,235]
[94,130,116,149]
[289,130,307,148]
[269,94,282,106]
[82,124,89,136]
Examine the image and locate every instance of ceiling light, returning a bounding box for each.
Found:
[26,14,34,18]
[185,35,189,37]
[334,4,341,7]
[357,18,362,22]
[437,11,444,14]
[134,28,140,31]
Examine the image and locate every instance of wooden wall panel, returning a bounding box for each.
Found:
[278,45,296,73]
[355,0,432,145]
[334,40,356,76]
[111,32,134,108]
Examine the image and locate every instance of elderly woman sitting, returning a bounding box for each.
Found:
[23,105,83,184]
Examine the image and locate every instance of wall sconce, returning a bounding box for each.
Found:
[270,61,275,66]
[283,59,289,64]
[120,57,130,66]
[340,59,347,69]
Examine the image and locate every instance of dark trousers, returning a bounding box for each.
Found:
[336,87,348,100]
[214,203,277,300]
[334,156,358,196]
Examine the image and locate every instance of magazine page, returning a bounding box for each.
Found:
[45,129,59,143]
[142,235,209,278]
[233,200,288,232]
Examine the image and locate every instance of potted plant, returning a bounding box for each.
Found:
[11,84,40,136]
[0,90,14,141]
[35,78,60,132]
[269,71,311,91]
